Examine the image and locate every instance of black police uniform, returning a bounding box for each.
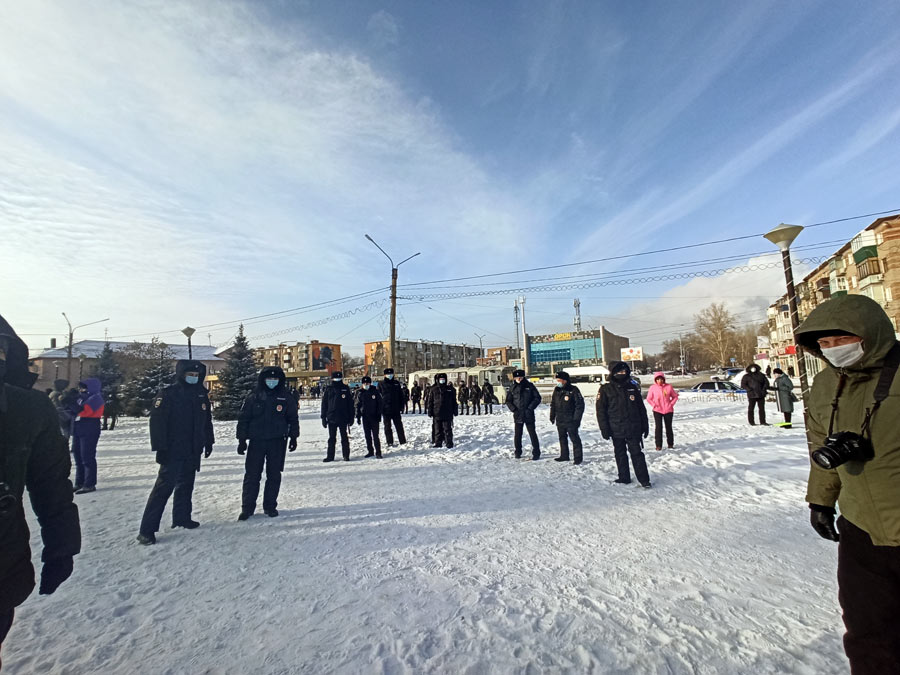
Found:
[379,371,407,445]
[506,377,542,459]
[356,384,384,457]
[321,379,354,461]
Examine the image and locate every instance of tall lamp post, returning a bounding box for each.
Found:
[474,333,485,365]
[62,313,109,385]
[763,223,809,400]
[364,235,420,370]
[182,326,196,359]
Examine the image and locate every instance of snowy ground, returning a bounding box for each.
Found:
[8,397,847,674]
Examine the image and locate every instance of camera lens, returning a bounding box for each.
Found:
[812,447,840,470]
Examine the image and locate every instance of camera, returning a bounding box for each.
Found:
[812,431,875,470]
[0,482,17,517]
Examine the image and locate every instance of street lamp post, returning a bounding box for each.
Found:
[364,235,420,370]
[62,313,109,385]
[764,223,809,401]
[78,355,85,380]
[182,326,196,360]
[53,361,60,379]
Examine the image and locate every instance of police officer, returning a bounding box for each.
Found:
[380,368,407,446]
[597,361,651,487]
[236,367,299,520]
[796,294,900,673]
[356,376,384,458]
[458,381,470,415]
[0,316,81,662]
[410,382,423,414]
[321,371,354,462]
[549,371,584,464]
[136,360,215,545]
[428,373,458,448]
[470,380,482,415]
[482,380,495,414]
[506,369,541,459]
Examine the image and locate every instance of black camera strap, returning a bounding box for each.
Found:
[829,341,900,437]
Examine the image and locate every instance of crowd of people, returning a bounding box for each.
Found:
[3,293,900,672]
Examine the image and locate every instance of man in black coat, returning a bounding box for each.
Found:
[401,383,410,414]
[470,381,482,415]
[458,381,470,415]
[427,373,458,448]
[321,371,354,462]
[0,316,81,662]
[356,376,384,458]
[740,363,770,426]
[482,381,495,414]
[236,366,299,520]
[410,382,423,414]
[597,361,651,487]
[137,360,215,544]
[549,371,585,464]
[379,368,407,446]
[506,369,541,459]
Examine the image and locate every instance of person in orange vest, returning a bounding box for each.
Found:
[69,377,104,494]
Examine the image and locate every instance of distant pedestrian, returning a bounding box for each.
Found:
[549,371,584,464]
[69,378,104,494]
[646,372,679,450]
[137,360,215,545]
[49,378,74,440]
[470,381,482,415]
[401,382,410,414]
[380,368,407,447]
[356,376,384,458]
[597,361,651,487]
[506,369,541,459]
[770,367,796,429]
[482,381,495,414]
[740,363,770,426]
[321,371,354,462]
[236,366,299,520]
[410,382,423,414]
[765,365,772,378]
[427,373,458,448]
[458,381,470,415]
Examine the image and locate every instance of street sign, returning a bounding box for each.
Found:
[730,357,736,364]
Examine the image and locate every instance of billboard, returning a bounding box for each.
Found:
[312,343,337,373]
[620,346,643,362]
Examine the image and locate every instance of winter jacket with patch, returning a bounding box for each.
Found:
[356,387,384,420]
[549,384,584,427]
[646,373,679,415]
[236,367,299,441]
[597,377,649,440]
[149,360,215,470]
[379,378,404,414]
[506,380,541,423]
[428,384,458,421]
[796,293,900,546]
[321,383,355,425]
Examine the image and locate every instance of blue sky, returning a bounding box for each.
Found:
[2,0,899,358]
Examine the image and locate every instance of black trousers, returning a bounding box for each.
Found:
[556,424,582,462]
[242,438,287,512]
[383,411,406,445]
[411,399,422,414]
[485,400,493,414]
[612,437,650,484]
[434,419,454,447]
[782,412,792,425]
[653,411,674,448]
[472,399,481,415]
[362,417,381,454]
[748,398,766,424]
[514,420,540,458]
[139,459,197,534]
[837,517,900,675]
[0,608,13,669]
[327,423,351,460]
[460,402,469,415]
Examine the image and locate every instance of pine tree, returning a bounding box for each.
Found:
[120,339,175,416]
[93,342,124,427]
[214,325,258,420]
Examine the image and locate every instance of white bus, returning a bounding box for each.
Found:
[407,366,516,404]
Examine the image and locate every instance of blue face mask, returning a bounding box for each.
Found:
[333,377,342,383]
[265,379,279,389]
[556,381,564,388]
[439,379,446,385]
[386,374,394,380]
[185,375,199,385]
[363,384,370,390]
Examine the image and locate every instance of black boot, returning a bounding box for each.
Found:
[554,456,570,462]
[365,450,375,457]
[136,533,156,545]
[238,511,252,521]
[172,520,200,529]
[265,509,278,517]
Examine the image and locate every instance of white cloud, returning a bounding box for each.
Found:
[367,10,400,48]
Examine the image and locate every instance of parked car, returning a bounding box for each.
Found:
[688,381,745,393]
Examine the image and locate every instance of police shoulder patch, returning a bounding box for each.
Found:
[154,397,163,408]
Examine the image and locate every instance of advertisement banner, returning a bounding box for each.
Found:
[620,346,643,361]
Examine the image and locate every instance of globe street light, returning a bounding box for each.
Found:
[763,223,809,400]
[182,326,196,359]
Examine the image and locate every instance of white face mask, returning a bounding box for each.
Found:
[363,384,370,390]
[822,342,865,368]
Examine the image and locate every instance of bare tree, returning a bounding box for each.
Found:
[694,303,737,367]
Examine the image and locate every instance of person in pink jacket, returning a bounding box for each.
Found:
[646,372,679,451]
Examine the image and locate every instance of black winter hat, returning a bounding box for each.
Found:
[331,371,343,379]
[383,368,394,375]
[361,376,372,384]
[513,369,526,378]
[555,371,570,381]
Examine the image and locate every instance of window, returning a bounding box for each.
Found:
[857,258,881,280]
[698,383,715,390]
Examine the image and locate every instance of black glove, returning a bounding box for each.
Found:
[356,416,361,425]
[204,445,213,458]
[810,505,840,542]
[601,432,610,440]
[237,439,247,455]
[549,418,555,426]
[39,556,74,595]
[288,437,297,451]
[322,419,328,429]
[643,431,649,439]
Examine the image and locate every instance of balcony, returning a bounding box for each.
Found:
[859,273,884,290]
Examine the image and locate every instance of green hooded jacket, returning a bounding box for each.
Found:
[795,294,900,546]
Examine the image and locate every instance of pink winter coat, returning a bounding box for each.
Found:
[646,373,679,415]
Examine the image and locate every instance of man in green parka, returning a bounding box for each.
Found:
[795,294,900,674]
